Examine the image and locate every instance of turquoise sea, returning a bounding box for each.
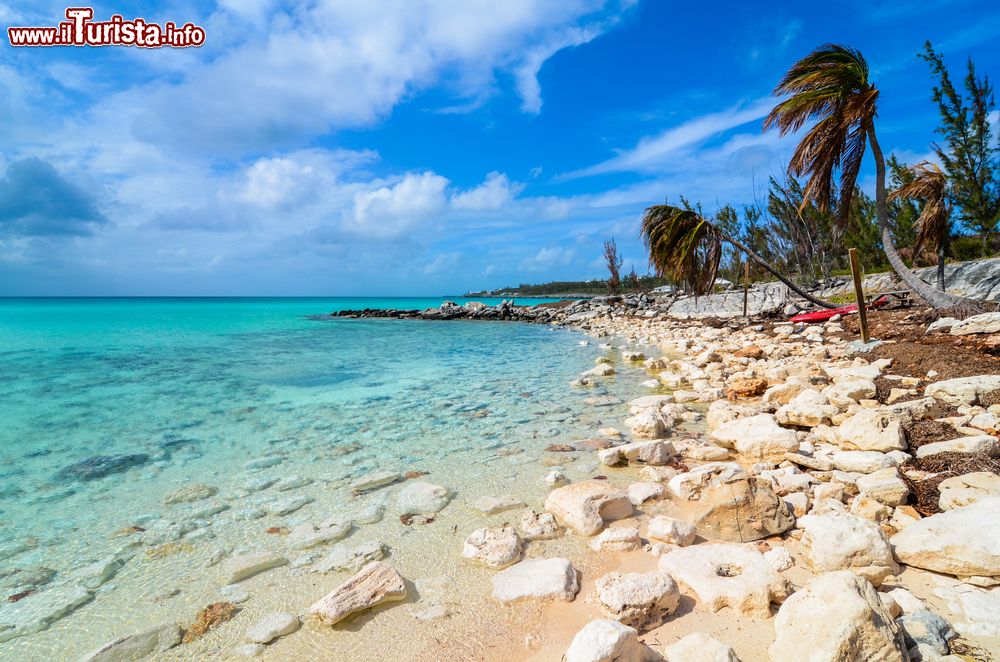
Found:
[0,297,652,660]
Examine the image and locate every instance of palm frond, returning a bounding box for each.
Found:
[640,204,722,296]
[765,44,879,233]
[888,161,950,253]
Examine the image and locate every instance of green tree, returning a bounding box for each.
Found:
[765,43,971,309]
[921,42,1000,255]
[889,161,952,290]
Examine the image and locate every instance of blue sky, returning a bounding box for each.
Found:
[1,0,999,295]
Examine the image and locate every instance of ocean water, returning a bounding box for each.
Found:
[0,298,652,660]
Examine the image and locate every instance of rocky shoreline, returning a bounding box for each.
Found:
[323,299,1000,661]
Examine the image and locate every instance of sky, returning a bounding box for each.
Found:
[1,0,999,296]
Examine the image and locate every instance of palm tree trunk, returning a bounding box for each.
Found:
[718,230,840,309]
[936,241,946,291]
[866,123,966,309]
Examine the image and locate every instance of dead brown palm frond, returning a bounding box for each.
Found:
[641,205,722,297]
[888,161,950,255]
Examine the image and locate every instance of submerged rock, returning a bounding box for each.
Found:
[287,518,352,550]
[182,602,239,643]
[163,484,217,505]
[245,612,300,644]
[222,552,288,584]
[309,561,407,626]
[313,541,385,574]
[396,481,451,514]
[80,622,182,661]
[0,585,94,643]
[57,454,149,482]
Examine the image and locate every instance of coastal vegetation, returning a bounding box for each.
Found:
[642,43,997,311]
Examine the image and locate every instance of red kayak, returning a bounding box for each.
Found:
[790,305,857,323]
[789,295,892,323]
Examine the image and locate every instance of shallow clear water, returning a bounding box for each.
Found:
[0,298,650,660]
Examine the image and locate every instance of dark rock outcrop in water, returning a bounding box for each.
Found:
[57,454,150,482]
[319,295,664,326]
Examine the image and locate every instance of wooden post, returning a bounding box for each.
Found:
[742,261,750,317]
[848,248,870,343]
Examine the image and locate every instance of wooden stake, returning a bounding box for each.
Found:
[742,260,750,317]
[849,248,870,343]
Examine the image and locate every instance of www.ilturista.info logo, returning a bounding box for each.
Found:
[7,7,206,48]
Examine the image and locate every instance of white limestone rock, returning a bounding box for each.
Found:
[798,512,897,586]
[769,571,908,662]
[855,468,909,507]
[462,527,522,568]
[646,516,696,547]
[245,612,300,644]
[0,585,94,643]
[600,440,676,467]
[491,558,579,603]
[222,552,288,584]
[350,471,402,492]
[915,434,1000,458]
[891,497,1000,579]
[658,543,791,618]
[937,472,1000,510]
[544,481,633,536]
[925,375,1000,406]
[835,409,906,452]
[626,481,664,505]
[309,561,406,625]
[831,450,895,474]
[950,312,1000,335]
[565,619,654,662]
[625,411,666,439]
[592,571,680,631]
[396,481,451,514]
[933,582,1000,638]
[589,526,641,552]
[709,414,799,461]
[519,511,562,541]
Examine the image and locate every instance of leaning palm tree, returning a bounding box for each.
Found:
[888,161,951,290]
[764,43,970,310]
[641,204,839,308]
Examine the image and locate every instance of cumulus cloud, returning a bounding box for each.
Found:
[451,172,524,210]
[349,171,450,240]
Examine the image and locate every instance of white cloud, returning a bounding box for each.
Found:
[564,97,776,178]
[350,171,450,240]
[451,171,524,210]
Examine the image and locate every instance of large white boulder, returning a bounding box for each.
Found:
[686,479,794,543]
[658,543,791,618]
[491,558,579,603]
[798,512,897,586]
[769,571,908,662]
[462,527,522,568]
[925,375,1000,406]
[625,411,666,439]
[544,481,633,535]
[709,414,799,461]
[564,619,655,662]
[591,571,680,631]
[891,497,1000,580]
[309,561,406,625]
[775,390,838,428]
